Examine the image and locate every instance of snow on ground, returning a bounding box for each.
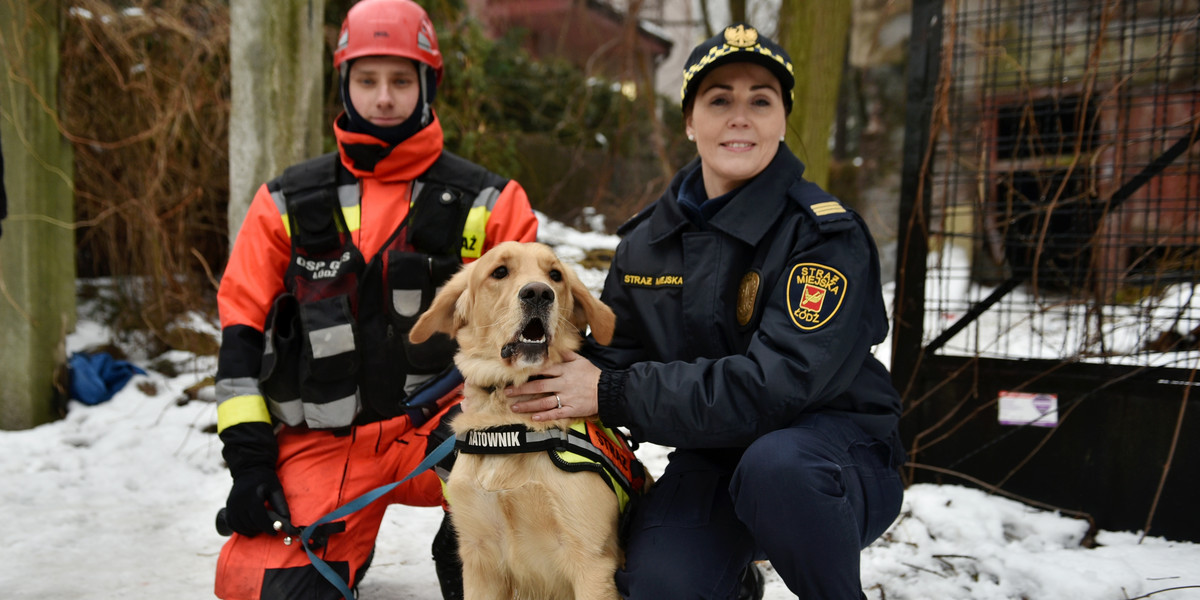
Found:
[3,215,1198,599]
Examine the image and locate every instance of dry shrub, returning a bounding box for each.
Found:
[60,0,229,353]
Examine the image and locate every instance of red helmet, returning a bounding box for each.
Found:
[333,0,443,83]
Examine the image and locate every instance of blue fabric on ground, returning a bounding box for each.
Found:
[68,352,146,405]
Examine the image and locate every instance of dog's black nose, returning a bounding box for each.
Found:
[519,282,555,309]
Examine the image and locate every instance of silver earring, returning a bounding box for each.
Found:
[688,133,695,141]
[780,135,786,141]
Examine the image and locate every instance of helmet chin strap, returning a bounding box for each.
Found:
[418,62,432,127]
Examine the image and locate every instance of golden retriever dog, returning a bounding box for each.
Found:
[409,241,645,600]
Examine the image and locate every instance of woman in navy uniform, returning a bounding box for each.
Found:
[510,23,904,600]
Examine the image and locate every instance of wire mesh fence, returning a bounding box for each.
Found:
[919,0,1199,366]
[893,0,1200,540]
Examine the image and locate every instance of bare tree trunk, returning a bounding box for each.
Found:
[778,0,852,190]
[228,0,326,242]
[699,0,715,37]
[0,0,76,429]
[729,0,746,23]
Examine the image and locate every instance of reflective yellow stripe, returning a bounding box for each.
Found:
[461,205,490,260]
[217,394,272,433]
[811,201,846,216]
[342,204,361,232]
[551,446,630,512]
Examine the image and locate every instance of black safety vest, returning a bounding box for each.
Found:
[258,150,509,429]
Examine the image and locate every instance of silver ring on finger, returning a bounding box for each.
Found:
[555,394,562,410]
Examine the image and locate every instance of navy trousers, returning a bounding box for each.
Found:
[616,413,903,599]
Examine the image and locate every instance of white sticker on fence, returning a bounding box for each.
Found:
[998,391,1058,427]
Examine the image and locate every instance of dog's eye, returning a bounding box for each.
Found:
[549,269,563,282]
[491,266,508,279]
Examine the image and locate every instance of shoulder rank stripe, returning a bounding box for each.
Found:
[810,201,846,216]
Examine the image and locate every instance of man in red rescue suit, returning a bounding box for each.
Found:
[213,1,538,598]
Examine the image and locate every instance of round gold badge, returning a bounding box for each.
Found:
[737,271,760,326]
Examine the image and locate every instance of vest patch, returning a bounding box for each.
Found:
[623,273,684,288]
[467,429,522,448]
[295,251,354,281]
[786,263,846,331]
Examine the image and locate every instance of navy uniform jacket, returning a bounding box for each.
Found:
[586,144,903,460]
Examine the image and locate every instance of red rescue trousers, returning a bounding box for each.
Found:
[214,405,453,600]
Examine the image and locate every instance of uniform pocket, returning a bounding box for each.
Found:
[386,251,461,372]
[260,293,302,402]
[297,295,361,428]
[386,252,427,322]
[848,439,903,546]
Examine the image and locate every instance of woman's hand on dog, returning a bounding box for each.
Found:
[507,350,601,421]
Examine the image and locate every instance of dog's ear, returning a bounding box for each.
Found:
[410,264,472,343]
[566,268,616,345]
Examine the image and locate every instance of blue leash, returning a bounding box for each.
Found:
[300,433,458,599]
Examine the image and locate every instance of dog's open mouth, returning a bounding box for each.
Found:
[501,316,550,363]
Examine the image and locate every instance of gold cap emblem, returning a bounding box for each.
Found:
[724,24,759,48]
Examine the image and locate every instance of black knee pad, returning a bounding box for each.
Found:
[431,512,464,600]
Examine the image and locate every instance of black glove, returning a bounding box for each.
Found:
[224,465,291,537]
[220,422,290,537]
